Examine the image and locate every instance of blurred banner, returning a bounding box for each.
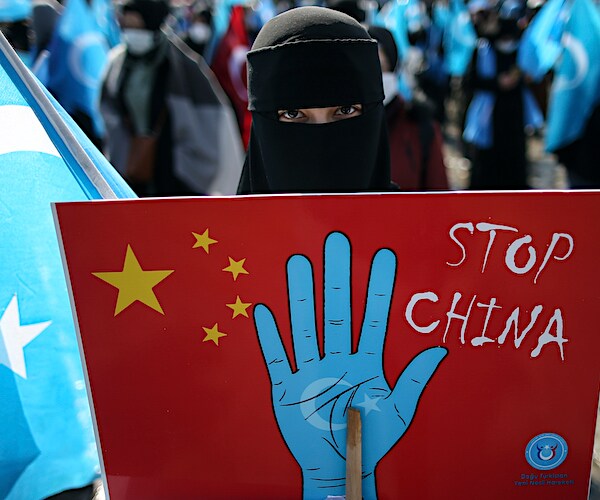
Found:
[56,191,599,499]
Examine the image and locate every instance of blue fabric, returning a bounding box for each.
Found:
[374,0,410,60]
[444,0,477,76]
[464,39,544,148]
[464,40,496,147]
[546,0,600,151]
[0,35,134,499]
[46,0,109,137]
[517,0,569,82]
[464,39,544,147]
[92,0,122,48]
[0,0,31,21]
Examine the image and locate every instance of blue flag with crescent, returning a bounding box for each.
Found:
[45,0,109,137]
[0,0,31,21]
[546,0,600,151]
[0,32,134,499]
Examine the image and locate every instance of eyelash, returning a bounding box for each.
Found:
[336,105,360,115]
[277,105,362,120]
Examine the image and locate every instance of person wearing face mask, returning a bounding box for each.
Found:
[462,0,542,190]
[369,25,448,191]
[100,0,243,196]
[237,6,392,194]
[183,3,213,57]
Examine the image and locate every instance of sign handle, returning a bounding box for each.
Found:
[346,407,362,500]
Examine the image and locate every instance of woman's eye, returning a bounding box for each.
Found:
[336,105,362,116]
[278,109,303,121]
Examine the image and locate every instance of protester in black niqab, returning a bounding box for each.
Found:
[237,7,391,194]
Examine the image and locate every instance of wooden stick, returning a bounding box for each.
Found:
[346,407,362,500]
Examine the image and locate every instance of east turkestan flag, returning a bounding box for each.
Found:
[0,31,134,499]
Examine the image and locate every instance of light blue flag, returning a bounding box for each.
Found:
[517,0,570,81]
[444,0,477,76]
[0,32,134,499]
[546,0,600,151]
[46,0,109,137]
[0,0,31,21]
[374,0,410,60]
[92,0,121,48]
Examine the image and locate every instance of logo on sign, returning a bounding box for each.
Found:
[525,433,568,470]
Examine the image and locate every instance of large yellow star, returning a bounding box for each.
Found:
[202,323,227,346]
[226,296,252,318]
[192,229,217,253]
[92,245,174,316]
[222,257,249,281]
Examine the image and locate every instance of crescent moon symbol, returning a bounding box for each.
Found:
[0,105,60,157]
[68,32,108,89]
[300,377,352,431]
[554,32,589,93]
[228,46,249,103]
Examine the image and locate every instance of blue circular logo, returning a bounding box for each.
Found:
[525,433,568,470]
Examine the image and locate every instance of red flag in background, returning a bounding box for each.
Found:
[211,6,252,148]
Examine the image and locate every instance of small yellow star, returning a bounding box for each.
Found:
[226,296,252,318]
[192,229,217,253]
[202,323,227,346]
[222,257,249,281]
[92,245,174,316]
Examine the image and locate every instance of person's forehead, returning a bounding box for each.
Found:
[120,10,146,29]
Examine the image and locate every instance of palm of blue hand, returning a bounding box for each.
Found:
[255,232,447,496]
[275,349,411,467]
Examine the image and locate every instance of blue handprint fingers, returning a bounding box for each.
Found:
[389,347,447,431]
[324,232,351,356]
[357,248,396,358]
[254,304,293,385]
[287,255,320,367]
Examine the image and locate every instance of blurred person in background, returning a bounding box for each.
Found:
[369,25,449,190]
[183,1,213,57]
[463,0,542,189]
[407,0,451,125]
[30,0,62,62]
[101,0,243,196]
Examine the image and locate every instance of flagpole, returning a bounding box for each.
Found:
[0,32,117,199]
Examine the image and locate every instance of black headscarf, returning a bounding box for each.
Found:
[367,26,399,72]
[237,6,391,194]
[122,0,170,32]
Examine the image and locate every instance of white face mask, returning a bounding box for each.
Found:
[188,22,212,44]
[495,39,519,53]
[382,72,399,106]
[122,29,156,56]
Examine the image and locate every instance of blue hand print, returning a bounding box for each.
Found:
[254,232,447,499]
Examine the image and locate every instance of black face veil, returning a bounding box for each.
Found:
[237,7,391,194]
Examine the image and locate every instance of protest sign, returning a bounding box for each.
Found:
[54,192,599,499]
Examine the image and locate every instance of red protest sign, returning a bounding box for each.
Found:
[54,192,600,499]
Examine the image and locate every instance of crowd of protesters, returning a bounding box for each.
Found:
[1,0,599,196]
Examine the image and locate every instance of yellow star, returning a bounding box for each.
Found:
[226,296,252,318]
[222,257,249,281]
[202,323,227,346]
[192,229,217,253]
[92,245,174,316]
